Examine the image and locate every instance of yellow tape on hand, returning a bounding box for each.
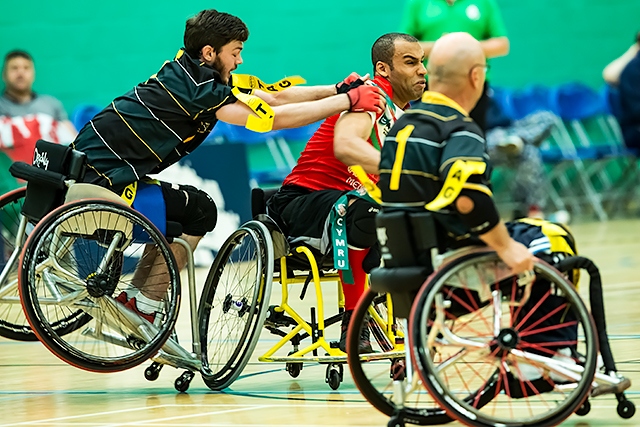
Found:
[425,160,486,211]
[350,165,382,204]
[231,74,306,92]
[231,87,275,133]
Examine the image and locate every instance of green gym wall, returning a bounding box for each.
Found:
[1,0,637,113]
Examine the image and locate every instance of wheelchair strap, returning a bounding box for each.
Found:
[329,189,377,284]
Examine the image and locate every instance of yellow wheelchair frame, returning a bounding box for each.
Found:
[233,188,405,390]
[254,245,405,389]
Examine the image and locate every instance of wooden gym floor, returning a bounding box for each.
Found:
[0,219,638,426]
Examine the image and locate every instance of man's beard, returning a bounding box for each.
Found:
[212,56,228,84]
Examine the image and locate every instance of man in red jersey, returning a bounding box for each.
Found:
[267,33,427,353]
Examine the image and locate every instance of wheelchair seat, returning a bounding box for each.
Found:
[251,187,334,272]
[369,210,443,318]
[65,183,128,205]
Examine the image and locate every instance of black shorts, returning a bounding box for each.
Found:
[159,181,217,236]
[267,184,378,254]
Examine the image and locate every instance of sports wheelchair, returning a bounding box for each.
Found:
[198,187,407,390]
[4,140,273,392]
[347,210,635,427]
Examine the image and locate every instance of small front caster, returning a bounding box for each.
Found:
[175,370,195,393]
[617,399,636,419]
[144,362,163,381]
[390,358,405,381]
[325,363,344,390]
[388,414,405,427]
[286,362,302,378]
[575,399,590,416]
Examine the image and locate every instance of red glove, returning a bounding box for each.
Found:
[336,72,368,94]
[347,85,385,115]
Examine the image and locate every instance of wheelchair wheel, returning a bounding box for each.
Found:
[0,187,91,341]
[19,199,180,372]
[199,220,273,390]
[347,289,452,425]
[411,252,597,427]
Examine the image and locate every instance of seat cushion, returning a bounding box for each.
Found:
[369,266,430,294]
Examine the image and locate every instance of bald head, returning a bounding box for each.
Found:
[426,32,486,112]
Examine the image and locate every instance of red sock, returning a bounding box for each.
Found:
[339,248,369,311]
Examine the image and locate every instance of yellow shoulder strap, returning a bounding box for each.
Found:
[350,165,382,204]
[425,159,486,211]
[231,74,306,92]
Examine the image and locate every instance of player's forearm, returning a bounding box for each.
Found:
[480,37,510,58]
[478,220,511,252]
[272,85,337,105]
[271,94,349,129]
[335,138,381,174]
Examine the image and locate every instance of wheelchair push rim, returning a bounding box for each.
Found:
[0,187,92,341]
[347,289,453,425]
[19,199,181,372]
[410,253,598,427]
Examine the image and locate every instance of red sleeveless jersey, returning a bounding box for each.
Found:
[283,77,403,191]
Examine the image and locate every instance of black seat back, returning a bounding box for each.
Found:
[375,210,440,268]
[371,210,442,318]
[251,187,279,218]
[18,140,86,222]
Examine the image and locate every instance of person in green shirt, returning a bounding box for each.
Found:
[400,0,509,129]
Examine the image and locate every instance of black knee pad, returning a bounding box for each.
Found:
[183,189,217,236]
[346,199,379,249]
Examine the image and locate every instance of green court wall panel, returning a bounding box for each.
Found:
[1,0,638,114]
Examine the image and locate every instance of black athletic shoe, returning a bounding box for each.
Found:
[339,310,373,354]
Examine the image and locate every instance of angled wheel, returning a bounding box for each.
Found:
[347,289,452,425]
[0,187,90,341]
[198,220,273,390]
[19,199,180,372]
[411,252,597,427]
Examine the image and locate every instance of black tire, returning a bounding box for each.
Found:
[0,187,90,341]
[19,199,180,372]
[411,252,598,427]
[198,220,273,390]
[347,289,452,425]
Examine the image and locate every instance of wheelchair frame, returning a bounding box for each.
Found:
[347,206,635,427]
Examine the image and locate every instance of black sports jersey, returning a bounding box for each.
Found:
[73,49,238,192]
[378,91,493,244]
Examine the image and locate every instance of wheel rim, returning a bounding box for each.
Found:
[413,254,597,427]
[0,188,32,338]
[200,222,271,387]
[20,201,180,371]
[347,290,450,425]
